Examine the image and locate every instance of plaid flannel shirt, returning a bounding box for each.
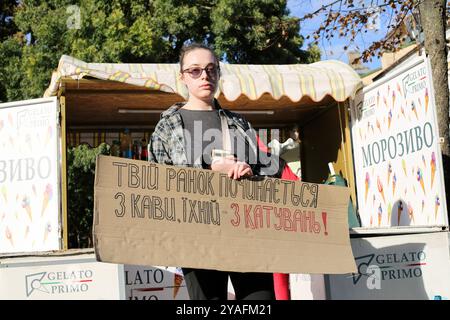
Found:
[148,100,282,177]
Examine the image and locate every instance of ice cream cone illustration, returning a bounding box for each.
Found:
[5,226,14,247]
[1,185,7,202]
[387,85,391,97]
[407,202,415,224]
[387,162,392,185]
[422,154,426,168]
[370,214,373,227]
[25,133,32,152]
[411,101,418,120]
[430,152,436,189]
[44,126,52,146]
[44,222,52,242]
[425,88,429,113]
[377,176,385,203]
[400,105,405,118]
[402,159,407,177]
[173,270,184,299]
[41,184,53,216]
[383,96,387,108]
[373,194,376,206]
[397,201,403,225]
[365,172,370,202]
[417,168,425,195]
[377,204,383,226]
[388,110,392,129]
[422,199,425,213]
[392,173,397,196]
[377,90,380,108]
[397,82,403,98]
[388,203,392,224]
[418,97,422,109]
[24,225,30,239]
[376,118,381,132]
[435,196,440,220]
[392,90,396,107]
[21,195,32,221]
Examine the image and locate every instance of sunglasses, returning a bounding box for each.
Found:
[182,64,219,79]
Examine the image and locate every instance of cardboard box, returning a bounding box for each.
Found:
[93,155,356,274]
[326,231,450,299]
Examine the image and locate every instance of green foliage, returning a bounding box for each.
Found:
[211,0,307,63]
[67,143,110,248]
[0,0,320,102]
[304,43,321,64]
[0,37,23,101]
[0,0,17,41]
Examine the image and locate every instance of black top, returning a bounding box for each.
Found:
[179,109,223,168]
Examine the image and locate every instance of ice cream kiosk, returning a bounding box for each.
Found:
[326,50,450,299]
[1,53,448,299]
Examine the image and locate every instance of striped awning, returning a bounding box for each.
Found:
[44,55,362,103]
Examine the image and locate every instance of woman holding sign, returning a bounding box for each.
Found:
[148,43,281,300]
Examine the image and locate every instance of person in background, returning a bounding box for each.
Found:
[148,42,281,300]
[268,124,302,179]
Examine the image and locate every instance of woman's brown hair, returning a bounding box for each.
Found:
[179,43,220,72]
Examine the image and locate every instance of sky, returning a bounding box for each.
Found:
[287,0,393,71]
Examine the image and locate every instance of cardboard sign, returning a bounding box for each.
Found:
[93,155,356,274]
[326,232,450,300]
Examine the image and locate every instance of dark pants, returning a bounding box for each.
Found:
[182,268,275,300]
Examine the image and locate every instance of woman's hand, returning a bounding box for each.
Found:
[227,161,253,180]
[210,156,253,180]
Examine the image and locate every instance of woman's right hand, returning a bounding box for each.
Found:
[210,156,253,180]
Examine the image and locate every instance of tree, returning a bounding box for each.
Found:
[0,0,319,102]
[67,143,110,248]
[211,0,320,63]
[0,0,19,101]
[418,0,450,221]
[0,0,17,41]
[295,0,450,218]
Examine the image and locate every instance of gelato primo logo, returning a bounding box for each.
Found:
[25,270,93,297]
[352,251,426,290]
[351,255,382,290]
